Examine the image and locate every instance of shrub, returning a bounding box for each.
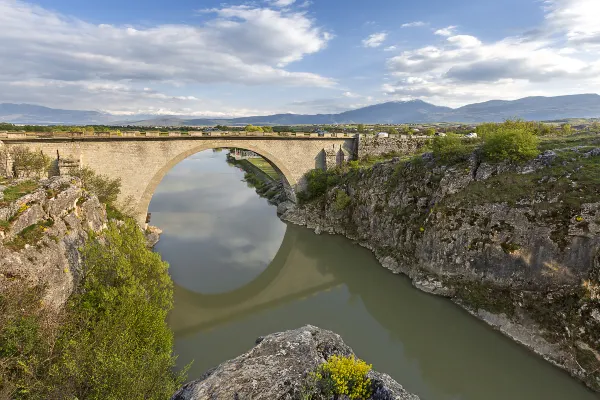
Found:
[432,134,472,163]
[312,355,372,400]
[334,189,351,211]
[0,220,184,399]
[481,126,539,162]
[70,166,121,205]
[297,169,340,204]
[424,128,436,136]
[244,125,263,133]
[8,146,51,178]
[55,220,184,399]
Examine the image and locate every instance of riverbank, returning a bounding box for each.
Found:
[226,152,288,207]
[281,134,600,392]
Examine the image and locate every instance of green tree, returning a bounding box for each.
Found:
[424,128,436,136]
[9,146,51,178]
[262,126,274,133]
[560,123,572,136]
[482,126,539,162]
[357,124,365,133]
[534,122,554,136]
[387,127,399,135]
[56,220,185,399]
[245,125,264,133]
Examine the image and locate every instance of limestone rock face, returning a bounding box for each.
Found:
[282,150,600,391]
[172,325,419,400]
[0,176,108,310]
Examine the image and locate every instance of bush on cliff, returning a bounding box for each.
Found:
[71,166,121,206]
[432,134,473,163]
[0,220,184,399]
[304,355,373,400]
[297,169,340,204]
[1,146,51,178]
[56,219,184,399]
[481,125,539,162]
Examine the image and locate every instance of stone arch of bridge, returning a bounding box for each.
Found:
[136,142,296,225]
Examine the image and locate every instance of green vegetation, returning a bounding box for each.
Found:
[432,134,474,163]
[333,189,351,211]
[5,220,54,251]
[9,147,51,178]
[247,158,279,180]
[478,121,540,162]
[71,167,121,206]
[244,125,263,133]
[0,220,184,399]
[304,355,372,400]
[297,169,341,204]
[1,180,39,203]
[424,128,436,136]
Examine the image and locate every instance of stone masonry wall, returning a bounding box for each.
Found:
[358,136,430,159]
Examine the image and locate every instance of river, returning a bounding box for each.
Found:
[149,149,597,400]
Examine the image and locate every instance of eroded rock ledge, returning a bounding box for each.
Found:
[172,325,419,400]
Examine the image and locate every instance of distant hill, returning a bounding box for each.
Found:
[0,103,117,125]
[2,94,600,126]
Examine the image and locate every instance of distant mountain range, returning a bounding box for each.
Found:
[2,94,600,126]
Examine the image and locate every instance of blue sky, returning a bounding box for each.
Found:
[0,0,599,116]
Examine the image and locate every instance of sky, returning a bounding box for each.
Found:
[1,0,600,117]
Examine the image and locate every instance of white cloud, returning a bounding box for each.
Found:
[362,32,387,48]
[544,0,600,46]
[384,46,397,51]
[401,21,427,28]
[0,0,334,113]
[343,91,360,98]
[268,0,296,7]
[383,0,600,106]
[434,25,457,36]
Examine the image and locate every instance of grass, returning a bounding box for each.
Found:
[538,132,600,152]
[247,158,280,180]
[2,180,38,202]
[4,220,54,251]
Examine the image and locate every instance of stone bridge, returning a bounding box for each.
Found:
[1,135,356,224]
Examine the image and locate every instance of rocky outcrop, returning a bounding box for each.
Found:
[145,225,162,247]
[0,176,108,310]
[172,325,419,400]
[282,149,600,391]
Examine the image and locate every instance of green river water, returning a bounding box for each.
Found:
[149,150,597,400]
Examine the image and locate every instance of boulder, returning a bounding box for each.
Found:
[172,325,419,400]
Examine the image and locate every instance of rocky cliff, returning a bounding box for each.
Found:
[0,176,107,310]
[172,325,419,400]
[282,146,600,391]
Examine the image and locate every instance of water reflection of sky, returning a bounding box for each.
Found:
[149,150,286,294]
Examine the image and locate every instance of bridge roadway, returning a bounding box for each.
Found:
[1,134,356,224]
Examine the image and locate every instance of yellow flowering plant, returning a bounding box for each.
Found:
[312,355,373,399]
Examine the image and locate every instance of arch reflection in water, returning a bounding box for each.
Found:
[150,150,597,400]
[149,150,286,294]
